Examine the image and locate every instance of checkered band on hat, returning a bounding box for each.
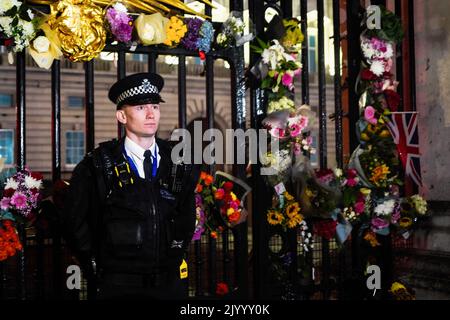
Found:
[116,79,159,105]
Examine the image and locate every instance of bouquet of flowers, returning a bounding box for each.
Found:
[181,17,214,60]
[0,218,22,262]
[0,168,43,222]
[0,0,38,54]
[194,171,251,239]
[163,15,188,47]
[216,11,254,48]
[105,2,134,44]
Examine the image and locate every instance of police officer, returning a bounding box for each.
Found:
[64,72,199,299]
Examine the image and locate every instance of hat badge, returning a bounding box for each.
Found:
[142,79,153,91]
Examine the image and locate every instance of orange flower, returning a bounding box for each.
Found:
[204,175,214,186]
[210,231,218,239]
[364,231,381,247]
[214,188,225,200]
[370,165,390,184]
[195,184,203,193]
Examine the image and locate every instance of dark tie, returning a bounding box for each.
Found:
[143,150,153,180]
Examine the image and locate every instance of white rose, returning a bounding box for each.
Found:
[142,23,155,41]
[33,36,50,53]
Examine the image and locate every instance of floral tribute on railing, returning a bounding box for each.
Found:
[0,0,254,69]
[0,159,43,261]
[193,171,251,240]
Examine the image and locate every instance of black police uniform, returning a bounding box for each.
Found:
[63,73,199,299]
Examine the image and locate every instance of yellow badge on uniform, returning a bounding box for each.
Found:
[180,259,188,279]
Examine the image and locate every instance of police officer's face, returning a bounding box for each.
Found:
[116,104,160,137]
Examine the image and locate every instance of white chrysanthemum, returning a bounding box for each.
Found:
[5,177,19,190]
[0,0,21,15]
[370,60,385,76]
[374,199,396,216]
[384,43,394,59]
[361,40,375,59]
[18,19,35,37]
[113,2,128,13]
[334,168,343,178]
[24,175,42,189]
[0,16,13,36]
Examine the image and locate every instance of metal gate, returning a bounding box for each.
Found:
[0,0,417,300]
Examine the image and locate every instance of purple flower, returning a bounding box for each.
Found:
[371,217,389,230]
[106,8,133,43]
[10,192,28,210]
[0,197,10,210]
[181,18,204,51]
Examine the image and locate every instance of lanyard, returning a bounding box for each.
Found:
[123,144,158,179]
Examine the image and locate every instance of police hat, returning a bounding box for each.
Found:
[108,72,165,109]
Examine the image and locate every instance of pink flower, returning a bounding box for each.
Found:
[290,123,302,137]
[391,208,401,224]
[354,201,365,214]
[0,197,10,210]
[346,178,358,187]
[385,58,393,72]
[371,217,389,230]
[270,127,285,138]
[364,106,378,125]
[282,72,294,87]
[10,192,28,210]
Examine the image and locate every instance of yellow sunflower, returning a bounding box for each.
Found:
[267,210,283,226]
[285,202,300,218]
[287,213,303,229]
[284,192,294,201]
[399,217,413,228]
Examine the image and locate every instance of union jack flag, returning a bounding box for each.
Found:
[385,112,422,186]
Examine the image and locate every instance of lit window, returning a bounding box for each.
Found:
[0,130,14,165]
[0,94,13,108]
[68,96,85,109]
[66,131,85,165]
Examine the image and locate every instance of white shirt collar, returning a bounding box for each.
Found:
[124,136,157,160]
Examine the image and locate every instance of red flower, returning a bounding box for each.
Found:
[216,282,229,296]
[223,181,233,192]
[228,211,240,223]
[313,219,337,240]
[30,172,43,181]
[361,69,378,81]
[199,51,206,61]
[4,188,14,198]
[384,89,401,111]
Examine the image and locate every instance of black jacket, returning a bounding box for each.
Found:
[63,137,199,274]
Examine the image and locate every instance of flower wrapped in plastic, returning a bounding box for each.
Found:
[0,168,43,222]
[193,171,251,239]
[163,15,187,47]
[0,0,37,54]
[29,21,63,69]
[105,2,134,44]
[216,11,254,48]
[135,12,169,46]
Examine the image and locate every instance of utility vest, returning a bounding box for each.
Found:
[89,139,187,274]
